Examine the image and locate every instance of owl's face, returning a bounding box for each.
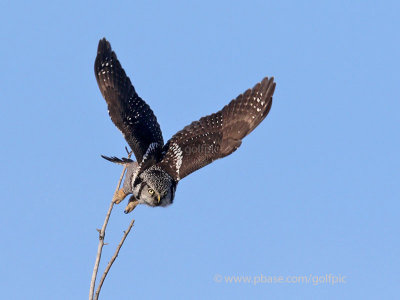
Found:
[132,167,176,207]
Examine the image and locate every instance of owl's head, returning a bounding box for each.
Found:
[132,166,176,207]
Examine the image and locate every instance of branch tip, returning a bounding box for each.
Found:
[89,151,134,300]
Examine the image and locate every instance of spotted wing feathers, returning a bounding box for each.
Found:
[157,77,276,181]
[94,38,164,162]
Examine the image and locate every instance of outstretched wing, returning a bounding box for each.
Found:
[157,77,276,181]
[94,38,164,162]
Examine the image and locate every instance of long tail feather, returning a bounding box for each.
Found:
[101,155,134,165]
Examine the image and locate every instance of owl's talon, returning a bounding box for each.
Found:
[124,201,138,214]
[113,188,127,204]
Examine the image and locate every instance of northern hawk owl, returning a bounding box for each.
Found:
[95,38,276,213]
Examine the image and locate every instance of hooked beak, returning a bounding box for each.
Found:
[157,193,161,203]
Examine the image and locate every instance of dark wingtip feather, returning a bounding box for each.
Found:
[97,38,111,55]
[95,38,113,76]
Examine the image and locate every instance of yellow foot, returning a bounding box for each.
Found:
[124,201,139,214]
[113,188,127,204]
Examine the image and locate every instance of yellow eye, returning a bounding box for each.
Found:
[148,188,155,195]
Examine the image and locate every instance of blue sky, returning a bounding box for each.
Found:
[1,1,399,299]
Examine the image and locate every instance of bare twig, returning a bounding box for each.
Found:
[89,152,132,300]
[94,218,135,300]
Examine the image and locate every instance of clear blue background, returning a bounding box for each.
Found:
[1,1,399,299]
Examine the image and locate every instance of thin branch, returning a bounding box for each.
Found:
[94,218,135,300]
[89,152,132,300]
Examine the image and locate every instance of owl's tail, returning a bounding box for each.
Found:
[101,155,134,165]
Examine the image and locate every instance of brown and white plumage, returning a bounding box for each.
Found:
[94,39,164,162]
[94,38,276,212]
[157,77,275,181]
